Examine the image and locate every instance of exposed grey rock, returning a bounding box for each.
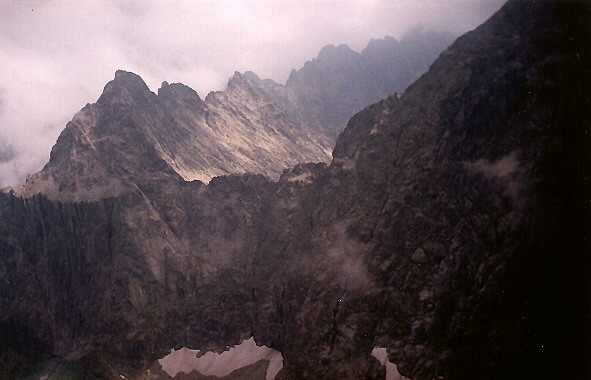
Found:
[0,1,589,380]
[4,70,330,202]
[5,31,450,203]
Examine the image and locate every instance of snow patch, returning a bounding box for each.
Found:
[371,347,410,380]
[158,337,282,380]
[287,172,313,184]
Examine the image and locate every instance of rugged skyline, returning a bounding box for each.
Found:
[0,1,588,378]
[0,0,505,188]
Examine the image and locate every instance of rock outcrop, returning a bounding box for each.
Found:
[0,1,589,380]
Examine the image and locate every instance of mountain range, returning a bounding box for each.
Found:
[6,30,452,202]
[0,1,589,379]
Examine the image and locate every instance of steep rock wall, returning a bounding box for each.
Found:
[0,1,589,379]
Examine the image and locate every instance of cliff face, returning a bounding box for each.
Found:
[330,1,591,377]
[7,32,450,203]
[0,1,589,379]
[6,70,329,201]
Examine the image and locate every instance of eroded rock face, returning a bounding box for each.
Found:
[0,1,589,379]
[5,70,328,202]
[6,32,450,203]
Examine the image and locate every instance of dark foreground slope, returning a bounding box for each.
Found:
[0,0,589,379]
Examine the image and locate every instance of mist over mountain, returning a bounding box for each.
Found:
[5,32,452,201]
[0,1,589,380]
[0,0,505,190]
[283,29,454,140]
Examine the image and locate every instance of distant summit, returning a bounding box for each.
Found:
[4,31,452,201]
[7,69,328,201]
[284,30,455,140]
[1,1,588,379]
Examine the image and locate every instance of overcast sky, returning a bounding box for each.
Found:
[0,0,505,188]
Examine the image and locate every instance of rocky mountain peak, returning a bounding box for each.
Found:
[4,63,337,201]
[316,43,358,65]
[361,35,400,56]
[226,71,250,87]
[114,68,139,79]
[112,69,150,91]
[222,70,281,107]
[159,80,170,91]
[225,71,265,96]
[1,1,589,379]
[97,69,155,107]
[157,81,204,109]
[283,33,454,142]
[243,70,263,83]
[0,26,456,204]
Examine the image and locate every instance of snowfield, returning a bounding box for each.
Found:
[158,337,283,379]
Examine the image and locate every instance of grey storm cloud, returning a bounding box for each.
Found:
[0,145,15,164]
[0,0,506,188]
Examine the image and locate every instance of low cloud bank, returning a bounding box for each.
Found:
[0,0,505,188]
